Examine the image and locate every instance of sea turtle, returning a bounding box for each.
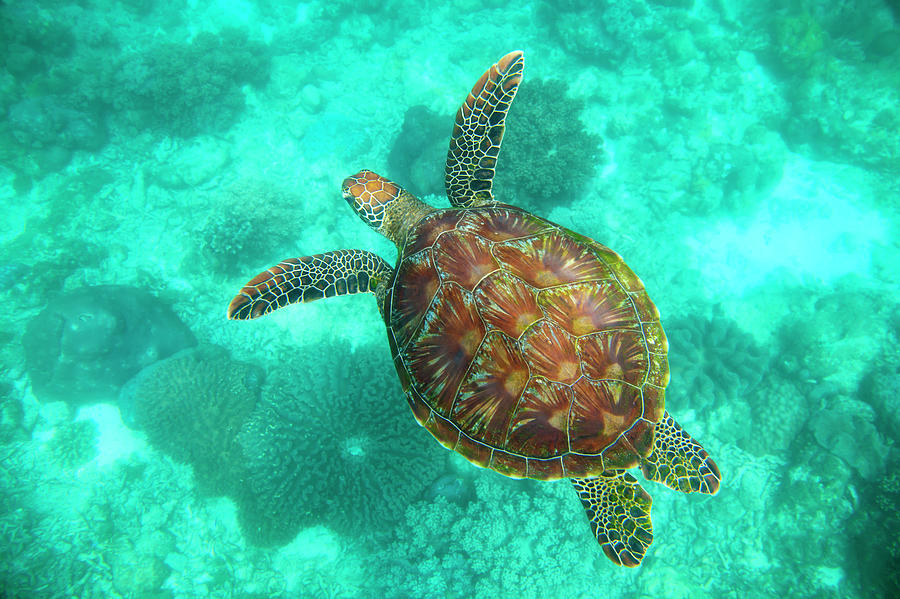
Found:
[227,51,721,567]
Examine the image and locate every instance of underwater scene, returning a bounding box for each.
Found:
[1,0,899,597]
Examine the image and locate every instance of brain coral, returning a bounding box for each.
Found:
[23,285,196,405]
[236,340,447,546]
[665,313,768,410]
[122,344,262,496]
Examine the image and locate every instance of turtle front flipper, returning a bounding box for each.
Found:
[571,472,653,567]
[227,249,393,320]
[445,50,524,208]
[640,411,722,495]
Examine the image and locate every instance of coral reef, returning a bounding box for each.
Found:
[686,126,788,215]
[23,285,196,405]
[782,62,900,175]
[769,448,856,595]
[0,502,107,598]
[848,460,900,598]
[0,387,27,445]
[0,3,106,183]
[0,1,895,597]
[665,312,768,411]
[732,377,808,456]
[0,450,215,599]
[0,443,118,598]
[151,135,231,190]
[0,261,28,292]
[388,105,449,197]
[235,391,318,547]
[7,95,107,154]
[859,351,900,442]
[5,95,107,181]
[111,28,271,138]
[109,547,171,597]
[236,340,448,546]
[755,7,900,174]
[372,474,616,599]
[810,396,887,481]
[765,11,828,76]
[776,278,891,388]
[541,2,643,69]
[4,231,109,304]
[122,344,262,496]
[492,79,604,210]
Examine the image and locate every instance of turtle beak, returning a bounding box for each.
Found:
[341,183,355,207]
[341,171,369,211]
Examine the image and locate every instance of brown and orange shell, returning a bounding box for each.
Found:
[385,205,668,481]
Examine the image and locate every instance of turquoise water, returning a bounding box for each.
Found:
[1,0,898,597]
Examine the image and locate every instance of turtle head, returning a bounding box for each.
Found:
[342,170,433,247]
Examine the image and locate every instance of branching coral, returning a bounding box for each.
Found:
[236,340,448,546]
[0,391,26,444]
[0,504,103,599]
[123,344,262,495]
[196,178,303,276]
[371,475,608,599]
[112,28,271,137]
[665,313,768,410]
[540,2,641,69]
[492,79,604,210]
[0,433,289,598]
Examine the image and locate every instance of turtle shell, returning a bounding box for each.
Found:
[384,205,668,481]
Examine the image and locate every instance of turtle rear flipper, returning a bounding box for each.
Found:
[640,411,722,495]
[572,472,653,567]
[445,50,523,209]
[227,249,393,320]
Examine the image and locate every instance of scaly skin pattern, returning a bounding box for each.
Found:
[445,50,523,208]
[641,412,722,495]
[384,204,669,480]
[227,250,392,320]
[342,170,434,247]
[572,472,654,567]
